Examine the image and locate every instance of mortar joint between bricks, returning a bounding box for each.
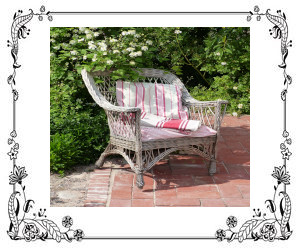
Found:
[106,168,116,207]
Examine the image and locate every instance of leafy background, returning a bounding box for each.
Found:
[50,27,250,174]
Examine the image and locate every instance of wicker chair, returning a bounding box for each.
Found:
[81,68,228,189]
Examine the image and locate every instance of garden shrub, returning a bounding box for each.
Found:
[50,27,249,174]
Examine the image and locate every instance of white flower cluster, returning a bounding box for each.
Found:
[129,61,135,65]
[221,62,227,65]
[78,38,85,42]
[113,50,120,54]
[232,112,238,117]
[129,51,142,57]
[93,32,100,37]
[69,40,76,45]
[122,30,136,36]
[70,50,78,55]
[146,40,153,45]
[97,41,107,51]
[174,30,182,34]
[106,60,114,65]
[238,104,243,109]
[126,47,135,52]
[86,33,92,39]
[141,46,148,51]
[214,52,220,56]
[92,54,97,62]
[110,38,118,43]
[233,86,238,90]
[88,41,97,50]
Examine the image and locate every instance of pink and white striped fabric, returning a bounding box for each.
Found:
[140,112,200,131]
[116,81,189,120]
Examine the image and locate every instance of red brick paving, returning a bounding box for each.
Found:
[83,115,250,207]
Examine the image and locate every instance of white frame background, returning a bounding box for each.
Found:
[0,0,299,249]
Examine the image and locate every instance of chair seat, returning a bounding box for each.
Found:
[141,125,217,142]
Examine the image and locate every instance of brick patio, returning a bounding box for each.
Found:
[84,115,250,207]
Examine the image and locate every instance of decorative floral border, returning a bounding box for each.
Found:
[216,6,293,242]
[7,6,84,242]
[6,5,292,242]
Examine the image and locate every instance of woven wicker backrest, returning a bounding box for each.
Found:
[82,68,227,132]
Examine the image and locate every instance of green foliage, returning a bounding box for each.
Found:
[191,27,250,115]
[50,27,249,174]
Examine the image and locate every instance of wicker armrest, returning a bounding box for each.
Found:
[103,102,141,113]
[103,104,142,142]
[183,96,228,107]
[183,96,228,132]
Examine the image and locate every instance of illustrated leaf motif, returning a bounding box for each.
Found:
[283,12,286,20]
[265,199,276,213]
[23,199,34,213]
[42,219,61,242]
[8,192,20,236]
[251,232,260,241]
[62,232,72,243]
[238,219,258,242]
[280,192,291,235]
[281,90,287,101]
[227,232,237,242]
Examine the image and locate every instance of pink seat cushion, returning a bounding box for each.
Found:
[141,125,216,142]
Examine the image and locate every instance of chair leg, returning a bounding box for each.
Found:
[95,144,111,167]
[208,159,217,175]
[208,139,217,175]
[136,172,145,189]
[135,151,144,189]
[95,153,107,168]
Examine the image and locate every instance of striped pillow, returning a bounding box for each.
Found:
[116,80,188,120]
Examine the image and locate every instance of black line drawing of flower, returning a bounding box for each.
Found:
[282,130,289,138]
[62,216,73,228]
[226,216,238,228]
[7,148,18,160]
[10,130,17,138]
[272,165,290,185]
[286,138,292,145]
[9,165,28,185]
[280,143,286,150]
[281,148,292,160]
[73,229,84,241]
[22,222,40,242]
[8,138,14,145]
[254,5,260,12]
[260,223,277,242]
[215,229,226,241]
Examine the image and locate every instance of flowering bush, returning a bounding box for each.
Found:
[50,27,249,174]
[187,27,250,115]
